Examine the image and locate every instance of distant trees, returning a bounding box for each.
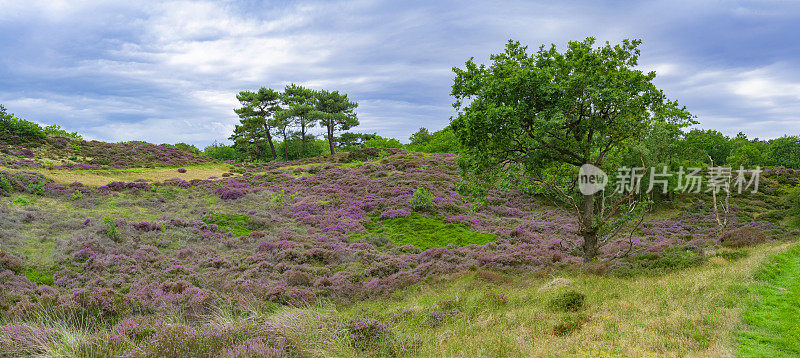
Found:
[231,88,281,160]
[230,85,359,161]
[314,89,358,154]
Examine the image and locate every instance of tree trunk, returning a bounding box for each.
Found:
[254,139,262,161]
[327,124,335,154]
[300,120,306,157]
[581,193,598,262]
[282,128,288,161]
[264,124,277,160]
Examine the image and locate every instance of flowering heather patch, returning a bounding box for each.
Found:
[0,146,796,353]
[1,137,212,169]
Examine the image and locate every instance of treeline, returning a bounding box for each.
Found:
[655,129,800,169]
[200,126,461,162]
[1,105,83,141]
[227,85,358,161]
[2,102,798,168]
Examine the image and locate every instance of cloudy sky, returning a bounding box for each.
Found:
[1,0,799,147]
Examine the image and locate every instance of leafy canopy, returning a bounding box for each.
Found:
[451,37,694,188]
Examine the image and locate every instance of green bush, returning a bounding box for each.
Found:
[0,105,45,141]
[0,175,11,194]
[365,136,403,149]
[103,218,121,241]
[203,142,240,161]
[549,290,585,312]
[43,124,82,139]
[410,187,434,211]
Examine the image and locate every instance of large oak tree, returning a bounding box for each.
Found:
[450,38,693,261]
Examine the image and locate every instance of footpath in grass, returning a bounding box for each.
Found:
[736,244,800,357]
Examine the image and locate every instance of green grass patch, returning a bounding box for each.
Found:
[24,267,54,285]
[201,213,253,237]
[359,213,495,250]
[736,244,800,357]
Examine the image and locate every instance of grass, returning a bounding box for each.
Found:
[201,212,253,237]
[360,213,496,250]
[1,241,792,356]
[736,244,800,357]
[332,243,787,357]
[0,163,234,186]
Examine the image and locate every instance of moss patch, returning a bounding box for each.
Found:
[360,213,495,250]
[201,213,253,237]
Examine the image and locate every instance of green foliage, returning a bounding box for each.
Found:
[410,187,434,212]
[0,105,46,141]
[766,136,800,168]
[314,88,359,154]
[71,190,83,201]
[231,87,282,161]
[103,218,121,241]
[364,136,403,149]
[275,84,318,160]
[406,127,461,154]
[549,290,586,312]
[0,175,11,194]
[450,37,694,261]
[43,124,82,139]
[202,142,241,161]
[681,129,732,165]
[24,267,54,285]
[361,213,495,250]
[201,213,253,237]
[269,189,298,205]
[336,132,378,150]
[160,142,200,154]
[274,135,330,161]
[25,180,45,196]
[726,144,764,169]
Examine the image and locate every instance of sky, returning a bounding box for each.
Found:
[1,0,799,147]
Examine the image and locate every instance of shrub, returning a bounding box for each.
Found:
[549,290,585,312]
[203,142,240,161]
[364,136,403,149]
[345,318,403,354]
[410,187,434,211]
[0,105,45,141]
[614,246,705,276]
[0,175,11,194]
[719,227,767,248]
[177,168,187,173]
[103,218,121,241]
[42,124,82,139]
[0,252,24,274]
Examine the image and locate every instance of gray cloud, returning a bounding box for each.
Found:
[1,0,798,147]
